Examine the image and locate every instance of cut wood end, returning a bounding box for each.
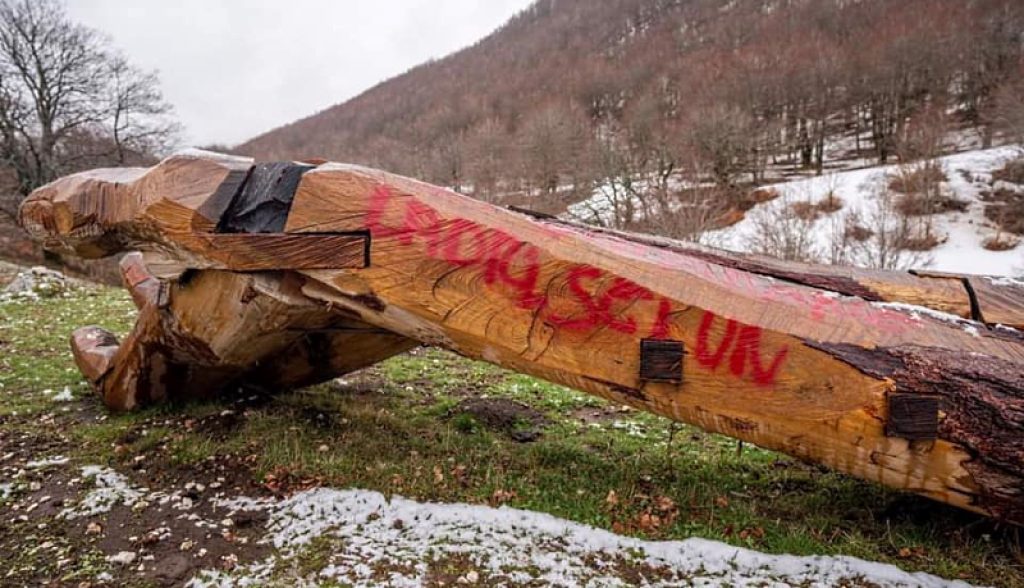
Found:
[70,326,120,385]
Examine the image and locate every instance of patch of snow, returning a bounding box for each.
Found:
[26,455,69,469]
[194,488,975,587]
[107,551,137,565]
[0,483,15,500]
[61,466,144,519]
[873,302,973,325]
[872,302,990,337]
[987,276,1024,288]
[51,386,74,402]
[712,145,1024,276]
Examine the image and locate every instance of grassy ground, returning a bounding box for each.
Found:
[0,267,1022,586]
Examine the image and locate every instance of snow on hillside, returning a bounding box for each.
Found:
[569,145,1024,277]
[714,146,1024,276]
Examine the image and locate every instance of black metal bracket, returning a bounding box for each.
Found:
[639,339,685,384]
[885,393,939,440]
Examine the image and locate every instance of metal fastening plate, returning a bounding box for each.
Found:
[639,339,685,384]
[885,393,939,440]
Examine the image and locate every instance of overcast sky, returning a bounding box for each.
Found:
[66,0,535,147]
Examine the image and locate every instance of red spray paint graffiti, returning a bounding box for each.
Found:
[695,312,788,386]
[365,184,787,386]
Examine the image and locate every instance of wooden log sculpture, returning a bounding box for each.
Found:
[19,150,1024,524]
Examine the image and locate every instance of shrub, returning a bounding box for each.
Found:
[745,194,821,262]
[790,201,820,221]
[992,158,1024,185]
[845,223,874,242]
[715,207,747,228]
[815,194,844,214]
[746,188,779,205]
[897,193,968,216]
[900,233,945,251]
[982,235,1019,251]
[984,202,1024,235]
[889,166,947,195]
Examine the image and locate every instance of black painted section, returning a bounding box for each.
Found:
[217,162,314,233]
[198,166,252,223]
[960,277,985,324]
[886,393,939,440]
[639,339,685,383]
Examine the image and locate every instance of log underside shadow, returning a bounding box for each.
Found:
[18,150,1024,525]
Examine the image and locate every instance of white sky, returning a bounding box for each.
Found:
[66,0,535,147]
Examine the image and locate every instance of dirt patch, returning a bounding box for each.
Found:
[65,478,273,587]
[1,443,274,587]
[570,405,635,424]
[449,398,548,442]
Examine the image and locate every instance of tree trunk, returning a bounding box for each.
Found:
[19,150,1024,525]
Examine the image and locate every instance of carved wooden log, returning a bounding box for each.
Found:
[19,150,1024,524]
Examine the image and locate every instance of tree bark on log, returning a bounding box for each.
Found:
[19,150,1024,524]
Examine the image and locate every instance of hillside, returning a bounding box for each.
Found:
[237,0,1024,209]
[570,145,1024,276]
[714,146,1024,276]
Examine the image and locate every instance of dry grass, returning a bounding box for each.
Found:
[992,158,1024,185]
[982,235,1020,251]
[900,232,946,251]
[889,166,947,195]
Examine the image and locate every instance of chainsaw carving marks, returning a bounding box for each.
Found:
[365,184,787,386]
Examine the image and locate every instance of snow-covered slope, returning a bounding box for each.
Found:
[568,146,1023,277]
[712,146,1024,276]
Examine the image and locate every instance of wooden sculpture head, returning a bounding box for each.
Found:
[18,149,254,259]
[19,166,149,257]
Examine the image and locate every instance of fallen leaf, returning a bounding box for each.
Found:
[491,489,516,505]
[605,490,619,508]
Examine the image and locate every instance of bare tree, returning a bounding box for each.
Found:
[464,118,508,202]
[744,192,821,263]
[107,54,178,164]
[0,0,178,221]
[687,103,755,193]
[516,102,592,202]
[845,188,932,271]
[992,68,1024,144]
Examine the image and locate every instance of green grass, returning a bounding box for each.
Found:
[1,281,1022,586]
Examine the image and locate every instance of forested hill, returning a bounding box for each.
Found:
[237,0,1023,204]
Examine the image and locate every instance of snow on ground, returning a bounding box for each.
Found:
[50,386,74,402]
[25,455,70,469]
[191,488,977,588]
[714,145,1024,276]
[60,465,144,519]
